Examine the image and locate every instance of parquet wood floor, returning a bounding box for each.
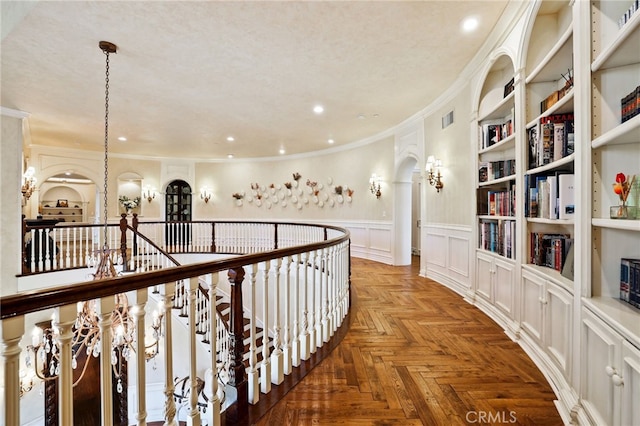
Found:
[254,257,563,426]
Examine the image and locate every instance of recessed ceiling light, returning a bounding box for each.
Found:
[328,139,335,144]
[357,113,366,119]
[65,171,72,176]
[118,136,127,142]
[227,136,235,142]
[279,148,286,155]
[227,154,234,159]
[462,17,479,32]
[313,105,324,114]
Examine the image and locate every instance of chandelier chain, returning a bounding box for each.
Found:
[103,49,110,250]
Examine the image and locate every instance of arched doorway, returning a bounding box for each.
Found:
[165,179,192,247]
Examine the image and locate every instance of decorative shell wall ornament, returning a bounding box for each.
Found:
[238,174,353,210]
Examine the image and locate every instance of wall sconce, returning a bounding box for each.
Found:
[21,166,37,201]
[143,186,156,203]
[200,187,212,203]
[19,369,35,398]
[426,155,444,192]
[369,174,382,198]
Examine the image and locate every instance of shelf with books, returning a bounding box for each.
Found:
[478,133,515,155]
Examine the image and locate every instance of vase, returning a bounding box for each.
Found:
[610,203,638,219]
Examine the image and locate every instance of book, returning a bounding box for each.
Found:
[558,174,575,219]
[547,175,557,219]
[561,242,574,280]
[564,119,574,156]
[527,125,539,169]
[553,122,564,162]
[541,122,554,165]
[620,258,634,302]
[479,162,489,183]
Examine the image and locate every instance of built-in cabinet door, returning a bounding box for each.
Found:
[621,340,640,426]
[521,269,544,344]
[476,252,494,302]
[494,257,514,317]
[544,282,572,379]
[581,308,621,426]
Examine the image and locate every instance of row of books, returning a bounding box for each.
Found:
[621,85,640,123]
[618,0,639,29]
[620,258,640,310]
[530,233,573,272]
[527,113,574,170]
[525,172,575,220]
[479,219,516,259]
[480,109,514,150]
[479,160,516,183]
[477,186,516,217]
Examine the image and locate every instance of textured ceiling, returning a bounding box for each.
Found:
[1,1,509,160]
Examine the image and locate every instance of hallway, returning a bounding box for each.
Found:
[255,257,562,425]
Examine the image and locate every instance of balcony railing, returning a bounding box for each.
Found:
[3,217,351,425]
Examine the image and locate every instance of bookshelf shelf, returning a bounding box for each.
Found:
[478,174,516,187]
[583,297,640,350]
[592,218,640,232]
[591,8,640,72]
[522,263,573,290]
[526,25,573,84]
[478,91,515,122]
[526,89,574,129]
[591,114,640,149]
[526,153,575,175]
[479,134,515,155]
[478,215,515,221]
[527,217,574,226]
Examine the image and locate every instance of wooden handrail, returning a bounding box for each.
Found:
[3,227,349,320]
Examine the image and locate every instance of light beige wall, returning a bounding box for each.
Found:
[423,83,474,226]
[30,136,395,223]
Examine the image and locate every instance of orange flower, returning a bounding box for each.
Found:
[613,173,636,204]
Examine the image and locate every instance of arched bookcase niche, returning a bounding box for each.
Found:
[40,186,88,223]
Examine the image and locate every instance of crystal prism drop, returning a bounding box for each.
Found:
[117,379,123,393]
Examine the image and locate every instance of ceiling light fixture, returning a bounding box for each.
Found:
[279,148,286,155]
[227,154,234,159]
[462,17,479,32]
[226,136,234,142]
[313,105,324,114]
[118,136,127,142]
[328,139,335,144]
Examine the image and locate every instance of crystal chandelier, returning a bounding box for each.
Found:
[20,41,162,398]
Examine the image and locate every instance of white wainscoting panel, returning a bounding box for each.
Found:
[422,224,472,297]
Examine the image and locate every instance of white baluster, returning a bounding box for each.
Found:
[97,296,115,426]
[271,258,284,385]
[321,247,330,343]
[291,253,301,367]
[308,250,317,353]
[132,290,148,425]
[283,255,292,375]
[247,264,259,404]
[299,252,310,361]
[205,272,221,426]
[54,304,77,426]
[187,277,201,426]
[162,282,178,426]
[1,316,25,426]
[260,261,271,394]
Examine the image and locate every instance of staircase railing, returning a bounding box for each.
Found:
[4,218,350,426]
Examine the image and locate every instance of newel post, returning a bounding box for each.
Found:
[132,213,139,257]
[119,213,128,270]
[228,267,248,415]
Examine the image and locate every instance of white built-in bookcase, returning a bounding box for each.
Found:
[471,1,640,424]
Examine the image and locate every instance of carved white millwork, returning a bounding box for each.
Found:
[187,277,201,426]
[291,253,301,367]
[283,256,293,375]
[163,282,178,426]
[55,304,78,426]
[299,252,311,360]
[308,250,317,354]
[321,247,330,343]
[247,264,259,404]
[132,290,148,426]
[205,273,221,426]
[98,296,115,426]
[260,261,271,394]
[1,316,25,426]
[271,258,284,385]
